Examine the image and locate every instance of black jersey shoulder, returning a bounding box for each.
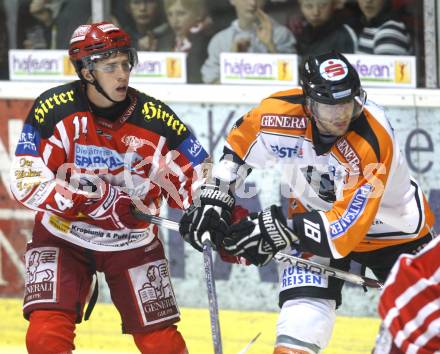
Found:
[351,112,381,161]
[29,80,89,139]
[128,88,189,149]
[269,93,305,105]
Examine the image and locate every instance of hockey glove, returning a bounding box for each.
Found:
[179,184,235,252]
[82,183,145,230]
[223,205,297,266]
[218,205,251,265]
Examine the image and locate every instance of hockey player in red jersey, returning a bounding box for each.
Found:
[10,22,208,354]
[179,52,435,353]
[373,235,440,354]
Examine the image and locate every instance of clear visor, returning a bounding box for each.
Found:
[83,48,138,73]
[307,89,366,125]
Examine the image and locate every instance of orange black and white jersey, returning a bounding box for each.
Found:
[214,88,435,258]
[10,80,208,251]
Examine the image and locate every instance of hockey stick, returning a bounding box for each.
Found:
[238,332,261,354]
[137,210,223,353]
[133,211,383,289]
[273,253,383,288]
[201,231,223,354]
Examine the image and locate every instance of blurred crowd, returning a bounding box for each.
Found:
[0,0,421,83]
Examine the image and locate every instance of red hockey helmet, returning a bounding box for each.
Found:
[68,22,138,74]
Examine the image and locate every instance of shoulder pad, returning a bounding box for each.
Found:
[131,92,189,147]
[31,81,87,138]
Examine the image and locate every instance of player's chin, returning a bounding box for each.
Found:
[112,89,128,101]
[336,130,349,137]
[332,123,350,135]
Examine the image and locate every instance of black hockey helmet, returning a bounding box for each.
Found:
[301,51,364,105]
[300,52,366,132]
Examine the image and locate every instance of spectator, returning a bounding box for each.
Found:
[263,0,294,26]
[18,0,54,49]
[17,0,91,50]
[201,0,296,84]
[52,0,92,49]
[124,0,169,51]
[293,0,357,56]
[158,0,213,83]
[207,0,236,33]
[53,0,91,49]
[356,0,412,55]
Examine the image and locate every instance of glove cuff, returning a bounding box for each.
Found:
[199,184,235,211]
[262,205,298,245]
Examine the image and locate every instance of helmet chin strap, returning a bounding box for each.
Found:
[91,72,120,104]
[311,117,341,143]
[82,71,120,104]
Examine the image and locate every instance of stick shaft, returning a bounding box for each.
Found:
[273,253,382,288]
[136,211,223,352]
[132,211,382,289]
[202,233,223,354]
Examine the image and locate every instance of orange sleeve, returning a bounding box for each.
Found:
[226,107,263,161]
[327,159,391,256]
[291,116,394,258]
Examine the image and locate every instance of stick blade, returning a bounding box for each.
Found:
[362,277,384,289]
[237,332,262,354]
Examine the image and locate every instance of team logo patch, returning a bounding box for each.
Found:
[24,247,59,308]
[330,184,372,238]
[128,260,179,326]
[34,90,75,124]
[280,249,328,290]
[15,124,40,156]
[141,101,187,136]
[270,144,303,159]
[319,59,348,81]
[336,138,360,173]
[261,115,307,129]
[75,144,124,170]
[121,135,150,150]
[179,136,207,166]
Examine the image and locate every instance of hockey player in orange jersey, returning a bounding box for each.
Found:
[179,52,436,353]
[10,22,208,354]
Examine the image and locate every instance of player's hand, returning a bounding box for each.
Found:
[83,183,145,229]
[255,9,275,52]
[179,184,235,252]
[218,205,251,265]
[223,205,297,266]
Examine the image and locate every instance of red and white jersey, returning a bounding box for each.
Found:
[378,236,440,353]
[10,80,208,251]
[214,88,434,258]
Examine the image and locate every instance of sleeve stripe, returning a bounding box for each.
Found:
[48,135,63,149]
[383,269,440,329]
[42,144,53,165]
[56,121,70,155]
[318,210,343,259]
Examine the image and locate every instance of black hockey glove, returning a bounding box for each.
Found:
[179,184,235,252]
[223,205,297,266]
